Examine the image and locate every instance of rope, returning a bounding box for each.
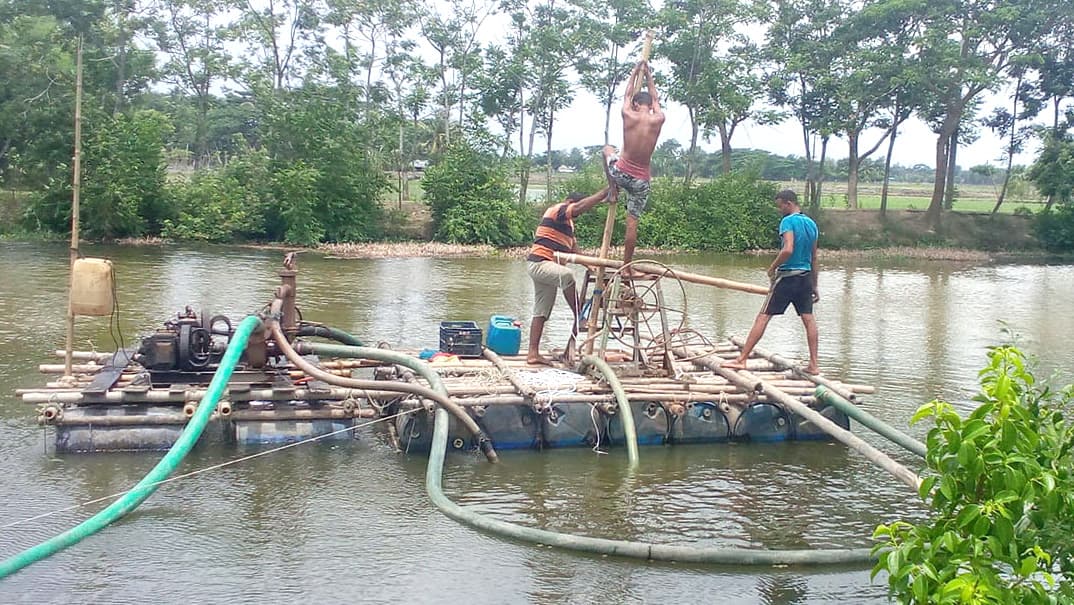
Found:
[1,409,419,531]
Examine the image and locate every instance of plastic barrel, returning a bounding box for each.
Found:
[671,401,731,444]
[732,402,791,442]
[607,401,669,446]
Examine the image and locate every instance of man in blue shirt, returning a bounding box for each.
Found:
[724,190,821,374]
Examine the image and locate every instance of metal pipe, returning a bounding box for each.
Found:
[683,348,921,491]
[296,324,364,347]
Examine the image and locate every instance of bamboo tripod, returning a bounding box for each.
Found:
[582,31,654,359]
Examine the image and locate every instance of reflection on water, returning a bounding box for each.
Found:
[1,242,1072,603]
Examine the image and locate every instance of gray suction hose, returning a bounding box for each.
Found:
[815,386,927,458]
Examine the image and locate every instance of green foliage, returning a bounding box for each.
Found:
[422,141,530,245]
[873,345,1074,603]
[1027,134,1074,208]
[26,109,173,239]
[641,175,781,251]
[163,147,272,243]
[438,197,533,246]
[1034,204,1074,252]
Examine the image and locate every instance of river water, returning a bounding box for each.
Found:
[1,242,1071,604]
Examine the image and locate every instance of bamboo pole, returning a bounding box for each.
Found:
[483,348,537,400]
[63,37,84,380]
[730,337,865,401]
[682,349,921,490]
[48,408,377,427]
[555,252,769,295]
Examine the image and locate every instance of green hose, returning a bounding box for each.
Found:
[0,315,261,580]
[296,324,364,347]
[303,344,873,566]
[815,386,927,458]
[580,355,638,467]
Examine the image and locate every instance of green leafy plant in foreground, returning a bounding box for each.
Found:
[873,346,1074,603]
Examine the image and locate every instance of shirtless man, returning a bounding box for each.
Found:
[603,60,665,268]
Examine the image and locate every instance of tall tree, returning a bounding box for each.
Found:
[766,0,847,208]
[153,0,231,167]
[230,0,320,91]
[910,0,1063,228]
[573,0,650,146]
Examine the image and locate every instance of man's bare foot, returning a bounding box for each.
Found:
[526,354,554,366]
[721,358,747,370]
[804,365,820,375]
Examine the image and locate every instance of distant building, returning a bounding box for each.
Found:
[556,165,576,174]
[413,160,429,172]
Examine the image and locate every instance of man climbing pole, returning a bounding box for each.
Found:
[603,54,664,270]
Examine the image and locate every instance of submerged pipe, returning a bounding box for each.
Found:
[580,355,638,467]
[425,406,873,566]
[267,323,497,462]
[0,315,263,579]
[815,386,927,458]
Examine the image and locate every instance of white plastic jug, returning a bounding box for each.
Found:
[70,258,114,316]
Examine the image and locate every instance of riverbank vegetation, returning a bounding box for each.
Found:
[0,0,1072,252]
[874,345,1074,603]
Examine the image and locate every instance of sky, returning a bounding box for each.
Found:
[532,82,1044,170]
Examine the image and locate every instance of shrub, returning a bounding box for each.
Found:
[26,110,173,239]
[1034,204,1074,252]
[641,174,781,251]
[163,146,273,242]
[438,197,533,246]
[873,345,1074,603]
[423,141,525,244]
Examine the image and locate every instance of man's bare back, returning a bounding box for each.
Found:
[621,106,664,168]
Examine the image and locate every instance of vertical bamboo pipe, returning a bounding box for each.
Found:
[64,37,84,379]
[584,31,655,355]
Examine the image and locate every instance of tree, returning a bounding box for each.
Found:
[153,0,231,167]
[1027,131,1074,211]
[661,0,764,182]
[910,0,1063,228]
[573,0,650,146]
[230,0,320,91]
[766,0,847,208]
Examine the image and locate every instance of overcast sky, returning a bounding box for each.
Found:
[531,82,1043,170]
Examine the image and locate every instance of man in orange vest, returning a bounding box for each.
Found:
[526,187,610,365]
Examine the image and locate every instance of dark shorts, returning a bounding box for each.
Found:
[762,272,814,316]
[608,158,651,218]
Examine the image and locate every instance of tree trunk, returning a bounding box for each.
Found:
[943,129,958,210]
[814,136,829,211]
[880,124,898,219]
[546,107,554,200]
[520,112,539,206]
[992,75,1022,215]
[685,106,698,185]
[926,110,960,228]
[718,123,732,175]
[847,130,859,209]
[114,1,129,115]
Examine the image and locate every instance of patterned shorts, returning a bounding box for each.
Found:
[608,158,651,218]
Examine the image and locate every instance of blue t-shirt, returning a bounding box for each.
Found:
[778,213,818,271]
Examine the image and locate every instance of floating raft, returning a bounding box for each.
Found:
[19,340,874,454]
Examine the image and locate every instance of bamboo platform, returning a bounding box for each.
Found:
[19,339,874,454]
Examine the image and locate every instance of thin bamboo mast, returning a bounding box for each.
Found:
[64,37,84,379]
[584,31,655,355]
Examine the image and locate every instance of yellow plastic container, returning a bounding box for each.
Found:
[70,258,114,316]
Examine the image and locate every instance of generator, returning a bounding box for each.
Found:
[136,307,232,372]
